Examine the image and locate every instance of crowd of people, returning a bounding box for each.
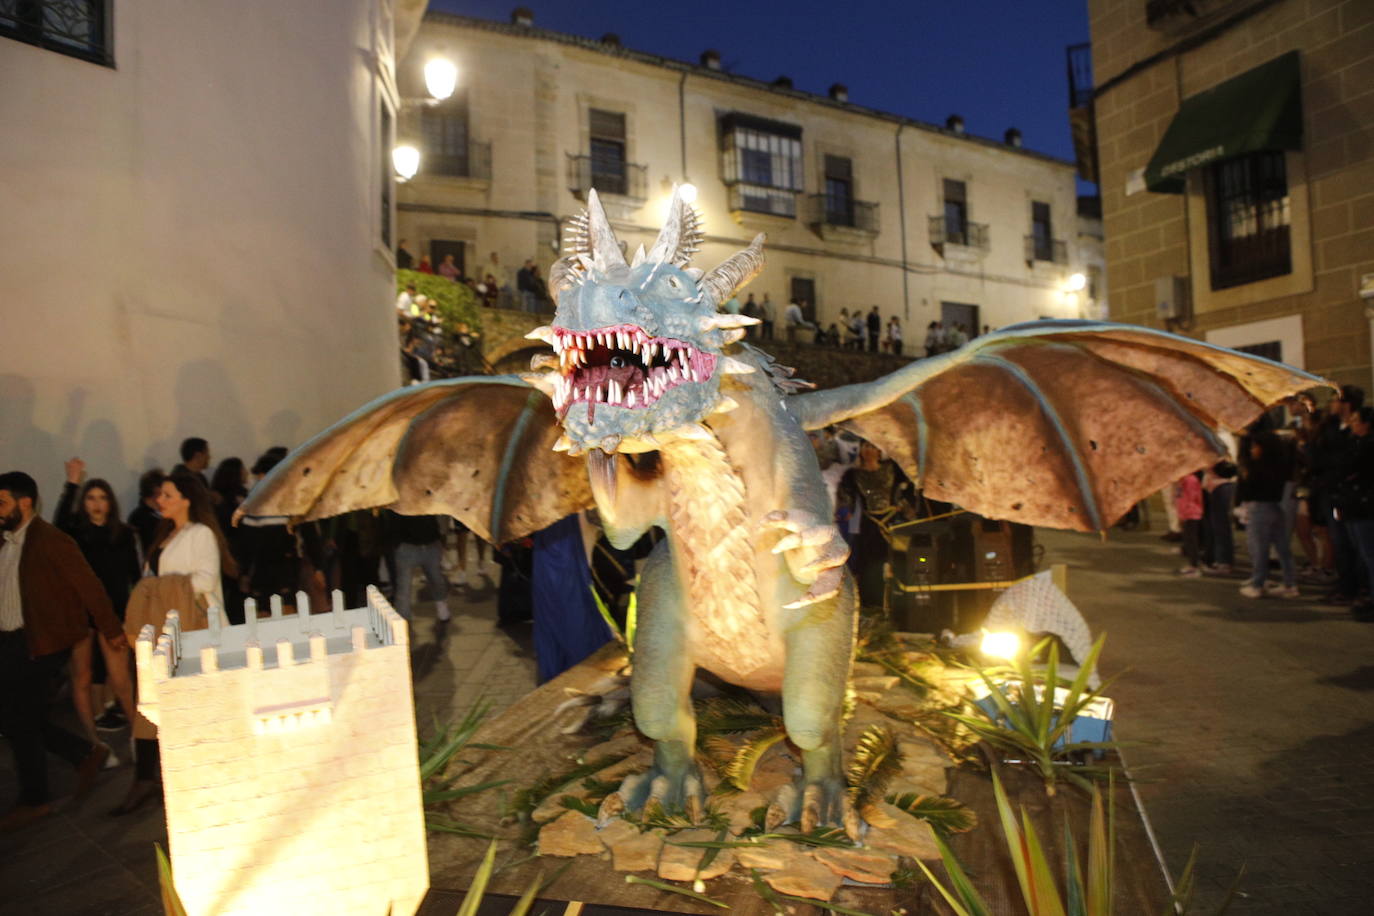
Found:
[0,435,524,830]
[397,243,553,314]
[1167,384,1374,618]
[396,284,488,383]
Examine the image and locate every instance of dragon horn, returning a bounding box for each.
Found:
[586,189,628,272]
[699,233,765,308]
[548,256,582,301]
[645,185,703,268]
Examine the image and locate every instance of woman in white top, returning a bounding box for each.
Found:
[146,471,236,615]
[116,471,238,815]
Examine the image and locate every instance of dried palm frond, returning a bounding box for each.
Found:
[845,725,903,810]
[694,695,782,735]
[885,792,978,834]
[722,728,787,792]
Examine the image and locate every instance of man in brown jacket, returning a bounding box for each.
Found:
[0,471,128,831]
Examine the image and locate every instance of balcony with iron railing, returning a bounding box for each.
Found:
[928,215,990,254]
[804,193,880,238]
[566,154,647,202]
[726,184,799,219]
[1024,235,1069,266]
[424,140,492,183]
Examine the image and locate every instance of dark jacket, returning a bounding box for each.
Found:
[127,502,161,557]
[1336,433,1374,520]
[54,483,140,620]
[1238,433,1295,504]
[17,517,123,657]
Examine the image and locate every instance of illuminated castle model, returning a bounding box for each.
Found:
[136,587,427,916]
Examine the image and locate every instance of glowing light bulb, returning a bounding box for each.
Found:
[679,182,698,204]
[424,58,458,101]
[980,630,1021,660]
[392,145,420,182]
[1066,272,1087,292]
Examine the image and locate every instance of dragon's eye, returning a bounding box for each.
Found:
[667,276,680,289]
[610,355,628,368]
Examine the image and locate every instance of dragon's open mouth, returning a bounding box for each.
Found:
[552,324,717,422]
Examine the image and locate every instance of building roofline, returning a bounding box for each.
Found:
[421,11,1076,171]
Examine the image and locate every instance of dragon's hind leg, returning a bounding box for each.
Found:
[777,569,860,836]
[598,541,705,821]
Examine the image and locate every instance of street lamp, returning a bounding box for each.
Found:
[391,54,457,183]
[392,144,420,182]
[423,58,458,102]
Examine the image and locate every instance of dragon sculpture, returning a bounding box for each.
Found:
[242,186,1324,832]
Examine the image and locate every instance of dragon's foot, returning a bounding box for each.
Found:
[764,776,863,840]
[598,741,706,825]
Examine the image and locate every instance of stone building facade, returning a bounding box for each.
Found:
[396,9,1094,359]
[136,589,426,916]
[1087,0,1374,388]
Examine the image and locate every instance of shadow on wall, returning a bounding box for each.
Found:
[143,359,255,479]
[0,376,134,512]
[0,375,61,509]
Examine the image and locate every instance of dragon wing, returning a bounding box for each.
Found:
[789,320,1330,532]
[239,375,592,543]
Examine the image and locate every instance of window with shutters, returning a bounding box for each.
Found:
[720,112,803,218]
[943,180,968,245]
[0,0,113,67]
[421,89,471,177]
[1204,151,1291,290]
[823,155,854,227]
[379,102,393,250]
[1031,202,1053,261]
[588,108,627,196]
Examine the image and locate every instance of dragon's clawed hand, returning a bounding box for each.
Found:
[760,509,850,609]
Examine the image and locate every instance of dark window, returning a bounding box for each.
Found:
[943,179,968,245]
[421,89,471,177]
[1031,201,1053,262]
[0,0,113,67]
[430,240,465,279]
[941,301,980,337]
[589,108,627,196]
[790,277,816,323]
[721,112,803,217]
[380,103,392,249]
[1205,151,1291,290]
[824,155,854,226]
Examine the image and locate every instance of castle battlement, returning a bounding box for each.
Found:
[137,584,427,915]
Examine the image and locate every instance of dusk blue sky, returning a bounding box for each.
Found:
[430,0,1094,184]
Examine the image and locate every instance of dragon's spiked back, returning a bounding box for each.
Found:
[535,186,764,454]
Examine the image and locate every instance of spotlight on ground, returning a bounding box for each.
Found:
[980,629,1021,660]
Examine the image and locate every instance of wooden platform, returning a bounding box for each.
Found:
[419,644,1170,915]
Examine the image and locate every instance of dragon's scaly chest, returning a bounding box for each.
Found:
[660,438,773,677]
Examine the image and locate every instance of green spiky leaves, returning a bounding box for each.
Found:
[885,792,978,834]
[845,724,903,811]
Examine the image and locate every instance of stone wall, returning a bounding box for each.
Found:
[1089,0,1374,389]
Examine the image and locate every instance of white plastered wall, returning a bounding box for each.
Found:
[0,0,401,508]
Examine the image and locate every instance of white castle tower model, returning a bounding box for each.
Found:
[136,586,428,916]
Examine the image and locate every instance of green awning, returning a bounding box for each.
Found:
[1144,50,1303,193]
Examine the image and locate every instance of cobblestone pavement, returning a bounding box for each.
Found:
[3,533,1371,914]
[1041,526,1374,916]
